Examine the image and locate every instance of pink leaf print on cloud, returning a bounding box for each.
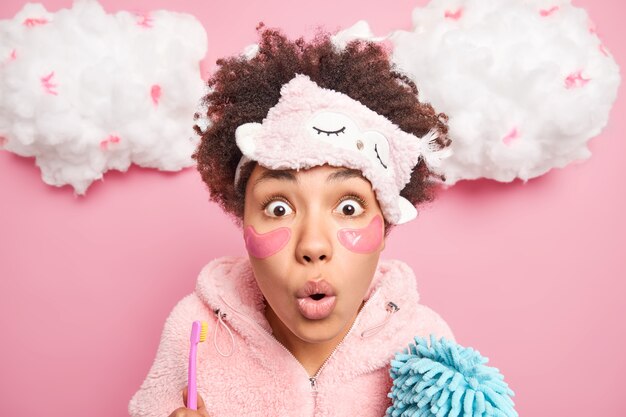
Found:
[1,50,16,68]
[41,72,58,95]
[23,18,48,27]
[502,128,519,146]
[135,12,153,28]
[444,8,463,20]
[540,6,559,17]
[100,135,121,151]
[565,71,591,89]
[151,85,161,106]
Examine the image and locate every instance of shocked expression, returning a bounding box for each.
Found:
[243,164,386,346]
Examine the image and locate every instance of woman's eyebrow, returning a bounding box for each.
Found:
[253,170,298,187]
[326,168,365,183]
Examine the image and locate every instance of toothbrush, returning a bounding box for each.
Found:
[188,320,208,410]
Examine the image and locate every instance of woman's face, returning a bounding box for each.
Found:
[243,164,386,347]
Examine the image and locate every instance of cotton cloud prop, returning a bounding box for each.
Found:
[333,0,621,184]
[0,0,207,194]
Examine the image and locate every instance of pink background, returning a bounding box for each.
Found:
[1,0,624,415]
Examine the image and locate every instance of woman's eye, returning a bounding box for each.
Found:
[264,200,293,218]
[334,198,365,217]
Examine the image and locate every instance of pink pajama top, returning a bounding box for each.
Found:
[128,256,454,416]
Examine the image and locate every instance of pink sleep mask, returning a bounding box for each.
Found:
[234,74,451,225]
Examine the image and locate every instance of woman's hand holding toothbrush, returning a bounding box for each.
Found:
[167,386,210,417]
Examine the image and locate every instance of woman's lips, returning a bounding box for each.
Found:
[297,295,337,320]
[296,279,337,320]
[296,279,335,298]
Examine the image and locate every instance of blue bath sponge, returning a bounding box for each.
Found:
[387,335,517,417]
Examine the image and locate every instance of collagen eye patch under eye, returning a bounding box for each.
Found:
[337,215,384,254]
[243,225,291,259]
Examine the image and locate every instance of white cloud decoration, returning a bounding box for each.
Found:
[333,0,621,184]
[0,0,207,194]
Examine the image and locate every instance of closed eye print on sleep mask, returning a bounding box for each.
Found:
[307,111,391,172]
[243,225,291,259]
[337,214,384,254]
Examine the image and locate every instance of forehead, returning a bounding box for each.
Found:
[248,164,375,191]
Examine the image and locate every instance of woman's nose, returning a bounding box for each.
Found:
[294,216,333,264]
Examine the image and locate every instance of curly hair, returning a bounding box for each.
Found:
[192,23,450,235]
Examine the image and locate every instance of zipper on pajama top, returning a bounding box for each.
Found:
[216,289,397,397]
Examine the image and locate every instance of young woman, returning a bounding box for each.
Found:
[129,24,454,417]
